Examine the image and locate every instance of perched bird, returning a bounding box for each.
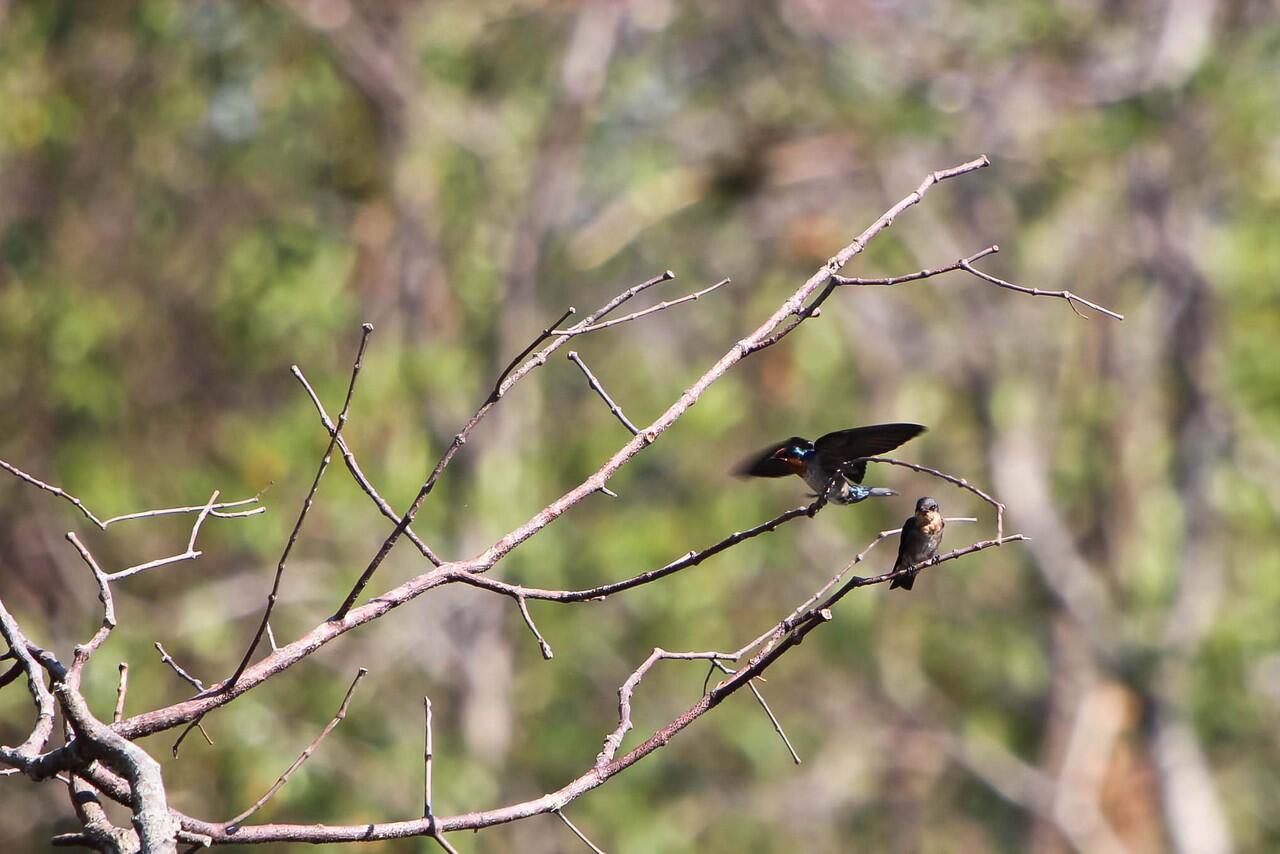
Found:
[890,497,945,591]
[735,423,926,505]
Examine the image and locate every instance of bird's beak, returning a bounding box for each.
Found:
[866,487,898,498]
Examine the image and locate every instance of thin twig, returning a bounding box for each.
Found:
[711,660,799,765]
[64,533,116,674]
[332,271,678,619]
[556,809,608,854]
[113,664,129,724]
[516,597,554,660]
[102,497,265,526]
[596,649,737,767]
[854,456,1006,540]
[454,500,823,604]
[1,457,264,528]
[292,365,442,566]
[104,491,220,582]
[567,351,639,435]
[959,258,1124,320]
[430,833,461,854]
[423,696,434,820]
[154,643,205,692]
[551,278,730,336]
[832,245,999,287]
[225,668,368,830]
[227,324,375,690]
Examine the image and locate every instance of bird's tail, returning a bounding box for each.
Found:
[889,566,915,591]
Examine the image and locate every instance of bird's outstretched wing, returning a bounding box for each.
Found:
[814,423,926,483]
[734,436,812,478]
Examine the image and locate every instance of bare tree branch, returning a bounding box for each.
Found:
[551,278,731,336]
[153,643,205,693]
[567,351,639,436]
[711,660,800,765]
[854,456,1007,539]
[227,323,375,690]
[331,270,679,618]
[958,258,1125,320]
[292,365,441,566]
[0,457,262,529]
[224,668,368,830]
[556,809,608,854]
[104,492,220,582]
[114,664,129,725]
[516,596,554,660]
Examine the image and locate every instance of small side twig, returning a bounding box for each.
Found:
[423,696,434,820]
[853,456,1006,540]
[959,258,1124,321]
[567,350,638,435]
[551,278,730,336]
[332,272,677,620]
[711,660,799,765]
[454,500,823,604]
[516,596,554,660]
[1,456,265,529]
[293,364,441,566]
[596,648,736,768]
[104,491,220,582]
[154,643,205,692]
[64,533,116,675]
[556,809,608,854]
[225,667,368,830]
[228,323,374,690]
[113,664,129,724]
[832,245,1000,287]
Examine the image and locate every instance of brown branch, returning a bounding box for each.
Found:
[596,648,736,768]
[104,491,220,582]
[855,456,1007,540]
[227,323,374,689]
[172,535,1022,845]
[958,258,1124,320]
[454,499,823,605]
[64,533,117,678]
[224,668,368,830]
[832,244,1000,287]
[292,365,441,566]
[330,270,677,619]
[0,598,58,763]
[430,833,461,854]
[556,809,608,854]
[516,597,554,660]
[711,660,799,764]
[567,351,639,436]
[551,278,731,336]
[154,643,205,692]
[423,696,434,820]
[113,664,129,724]
[0,457,262,528]
[55,682,181,852]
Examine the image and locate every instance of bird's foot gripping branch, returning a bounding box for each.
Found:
[0,157,1116,851]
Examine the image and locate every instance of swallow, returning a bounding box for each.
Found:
[735,423,926,505]
[889,497,944,591]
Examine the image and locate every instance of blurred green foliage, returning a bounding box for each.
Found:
[2,1,1279,852]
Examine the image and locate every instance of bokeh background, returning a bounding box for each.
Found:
[2,1,1279,851]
